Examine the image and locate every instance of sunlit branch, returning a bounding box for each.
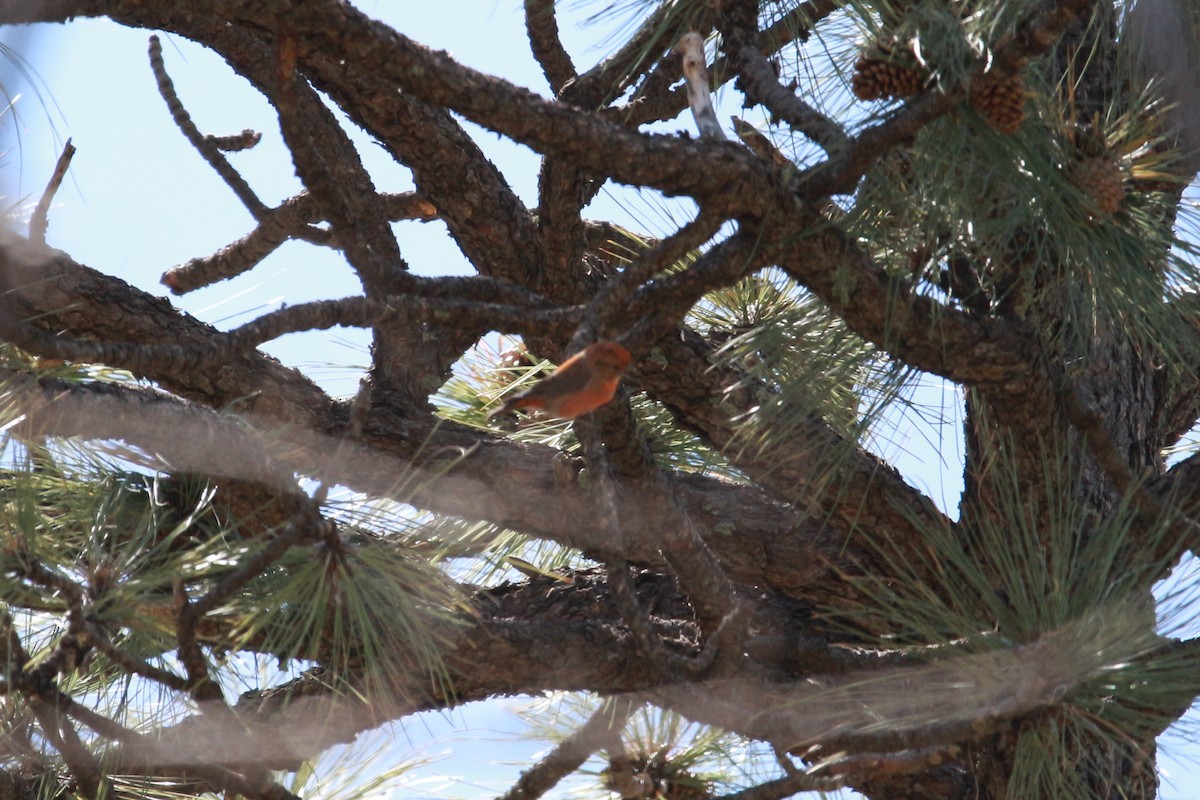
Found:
[28,138,75,245]
[677,32,726,140]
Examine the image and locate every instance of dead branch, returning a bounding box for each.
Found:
[28,137,74,245]
[676,32,726,140]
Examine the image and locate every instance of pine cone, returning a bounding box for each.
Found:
[492,347,547,389]
[1069,155,1126,216]
[852,52,925,100]
[970,76,1026,134]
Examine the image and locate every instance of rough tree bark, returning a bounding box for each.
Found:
[1,1,1199,799]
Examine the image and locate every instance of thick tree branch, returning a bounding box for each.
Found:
[773,220,1035,388]
[524,0,575,95]
[1,231,576,382]
[0,360,847,603]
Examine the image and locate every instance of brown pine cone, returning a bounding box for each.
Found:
[970,76,1026,134]
[1069,154,1126,216]
[852,52,925,100]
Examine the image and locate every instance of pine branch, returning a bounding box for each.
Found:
[773,220,1036,386]
[581,414,744,647]
[28,698,107,800]
[532,158,593,301]
[221,0,776,216]
[0,369,303,496]
[272,25,464,405]
[270,29,400,290]
[499,699,636,800]
[161,191,437,295]
[148,35,269,219]
[83,621,189,691]
[524,0,575,94]
[793,0,1104,197]
[1,368,839,602]
[718,0,847,154]
[0,292,580,375]
[148,6,546,292]
[714,771,838,799]
[574,210,723,348]
[0,618,104,796]
[0,230,335,428]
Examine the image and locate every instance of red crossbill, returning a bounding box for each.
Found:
[488,341,632,420]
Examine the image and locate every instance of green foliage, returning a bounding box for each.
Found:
[220,527,462,705]
[691,268,872,441]
[817,430,1197,788]
[0,386,462,736]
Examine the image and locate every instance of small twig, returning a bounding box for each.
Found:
[84,622,189,692]
[161,193,329,293]
[29,138,75,245]
[499,699,636,800]
[718,0,846,155]
[160,191,437,294]
[572,210,724,351]
[148,35,269,219]
[677,32,726,139]
[206,129,261,152]
[185,509,329,621]
[175,579,226,705]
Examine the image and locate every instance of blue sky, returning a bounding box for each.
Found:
[2,1,1199,797]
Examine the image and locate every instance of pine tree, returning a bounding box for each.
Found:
[0,1,1199,798]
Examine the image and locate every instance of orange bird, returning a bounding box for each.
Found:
[488,341,632,420]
